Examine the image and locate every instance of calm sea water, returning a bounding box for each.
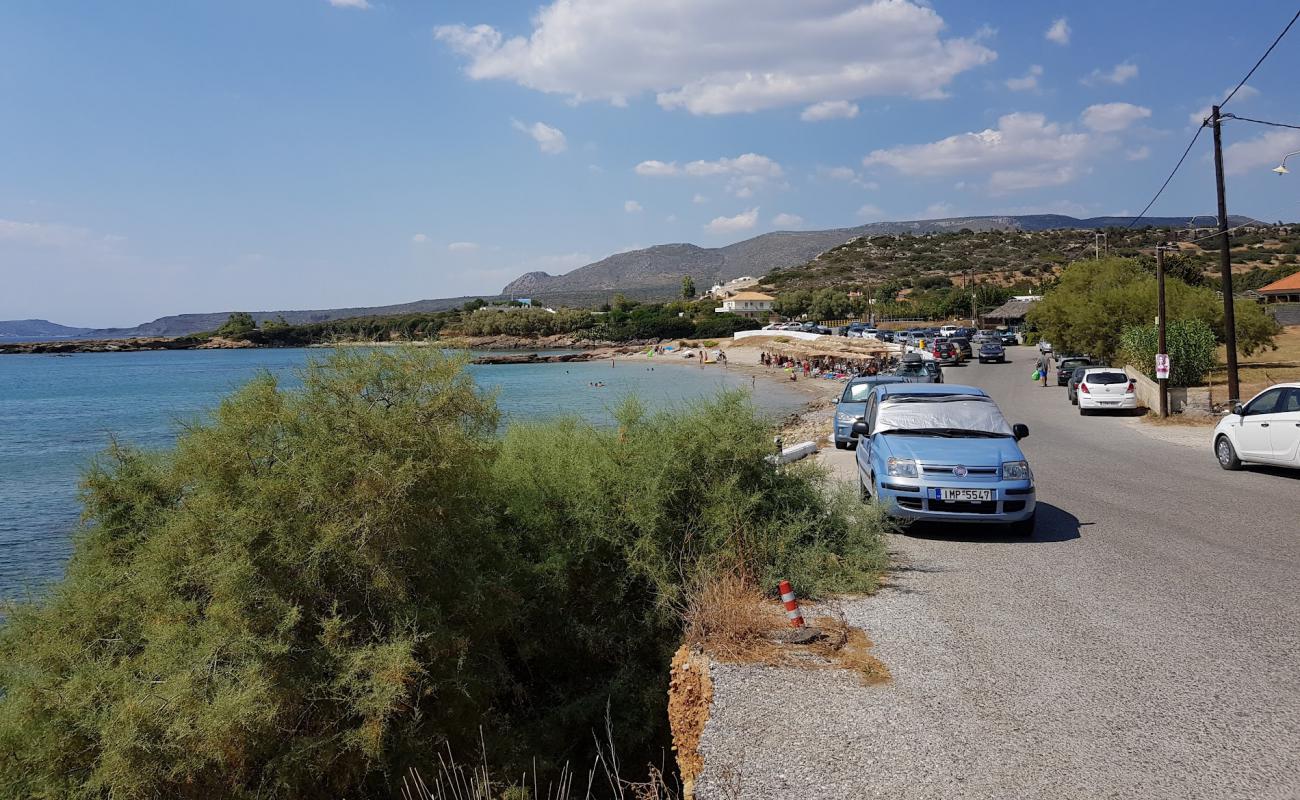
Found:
[0,348,801,602]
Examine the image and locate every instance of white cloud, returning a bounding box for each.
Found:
[1189,85,1260,126]
[1083,62,1137,86]
[801,100,860,122]
[634,160,678,176]
[705,208,759,234]
[685,153,783,178]
[1005,64,1042,92]
[863,111,1104,193]
[0,218,122,250]
[635,153,783,197]
[436,1,996,115]
[815,165,877,189]
[857,204,884,219]
[447,241,479,252]
[772,212,804,227]
[1125,146,1150,161]
[1080,102,1151,132]
[924,202,956,218]
[511,119,567,154]
[624,200,643,213]
[1223,128,1300,176]
[665,214,678,223]
[328,0,371,8]
[692,193,709,204]
[1045,18,1070,46]
[412,234,430,243]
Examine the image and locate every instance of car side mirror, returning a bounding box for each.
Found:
[1012,423,1029,441]
[851,420,870,437]
[1232,403,1244,416]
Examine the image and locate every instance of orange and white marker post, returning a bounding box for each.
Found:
[779,579,805,628]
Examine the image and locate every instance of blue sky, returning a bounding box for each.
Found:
[2,0,1299,327]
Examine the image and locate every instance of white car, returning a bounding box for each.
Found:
[939,325,959,337]
[1037,340,1053,353]
[1077,368,1138,415]
[1213,382,1300,470]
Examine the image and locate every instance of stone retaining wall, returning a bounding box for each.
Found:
[1122,365,1213,413]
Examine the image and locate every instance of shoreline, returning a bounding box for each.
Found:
[610,341,841,443]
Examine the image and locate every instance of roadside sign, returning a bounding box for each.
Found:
[1155,353,1170,380]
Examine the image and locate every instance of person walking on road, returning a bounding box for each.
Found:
[1038,349,1053,387]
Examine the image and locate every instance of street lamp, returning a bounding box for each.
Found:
[1273,151,1300,175]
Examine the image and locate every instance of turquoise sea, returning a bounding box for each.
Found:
[0,347,804,602]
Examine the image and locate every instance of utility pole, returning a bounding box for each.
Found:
[1211,105,1241,404]
[1156,244,1170,418]
[969,268,977,327]
[866,280,874,326]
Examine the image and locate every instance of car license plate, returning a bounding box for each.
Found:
[934,488,993,502]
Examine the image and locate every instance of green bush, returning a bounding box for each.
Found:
[0,349,888,799]
[1027,257,1278,362]
[1119,319,1218,387]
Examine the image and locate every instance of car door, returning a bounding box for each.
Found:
[1265,387,1300,464]
[855,394,877,475]
[1237,388,1284,459]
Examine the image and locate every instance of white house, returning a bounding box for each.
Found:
[715,291,776,318]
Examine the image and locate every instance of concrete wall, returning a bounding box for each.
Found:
[1122,365,1213,413]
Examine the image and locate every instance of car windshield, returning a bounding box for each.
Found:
[1085,371,1128,384]
[876,395,1014,437]
[1061,358,1089,369]
[895,364,927,376]
[842,382,884,401]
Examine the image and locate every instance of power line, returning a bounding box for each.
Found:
[1124,125,1206,230]
[1219,113,1300,131]
[1123,8,1300,230]
[1219,8,1300,109]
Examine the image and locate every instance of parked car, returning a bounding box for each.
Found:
[1065,365,1100,405]
[1037,340,1053,354]
[1056,356,1093,386]
[949,337,973,360]
[931,340,960,365]
[1000,330,1019,346]
[977,341,1006,363]
[1077,368,1138,415]
[851,383,1035,535]
[1213,382,1300,470]
[894,353,943,383]
[939,325,960,337]
[876,330,896,343]
[833,376,916,449]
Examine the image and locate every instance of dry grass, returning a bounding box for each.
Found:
[681,574,890,685]
[1209,324,1300,401]
[1141,410,1218,427]
[682,573,788,663]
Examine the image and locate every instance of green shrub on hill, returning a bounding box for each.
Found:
[1027,258,1278,362]
[0,349,887,799]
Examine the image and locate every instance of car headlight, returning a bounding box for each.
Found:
[835,412,861,425]
[886,457,918,478]
[1002,460,1031,480]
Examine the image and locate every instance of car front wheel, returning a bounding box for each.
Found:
[1215,435,1243,471]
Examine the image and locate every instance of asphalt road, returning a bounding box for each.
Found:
[697,346,1300,800]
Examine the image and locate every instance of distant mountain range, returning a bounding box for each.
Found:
[2,214,1263,341]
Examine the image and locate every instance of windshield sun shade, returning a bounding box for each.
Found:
[875,396,1014,436]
